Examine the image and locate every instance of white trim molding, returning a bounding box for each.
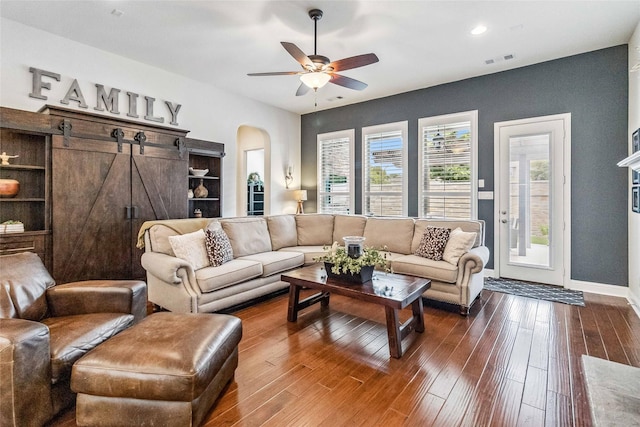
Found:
[568,279,629,298]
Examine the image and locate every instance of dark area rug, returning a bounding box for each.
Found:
[484,277,585,306]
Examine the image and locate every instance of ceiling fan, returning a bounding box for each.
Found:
[248,8,379,96]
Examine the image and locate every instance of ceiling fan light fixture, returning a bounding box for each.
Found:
[300,72,331,90]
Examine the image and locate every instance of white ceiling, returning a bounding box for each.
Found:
[1,1,639,115]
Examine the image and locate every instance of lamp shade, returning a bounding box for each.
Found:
[294,190,308,201]
[299,72,331,89]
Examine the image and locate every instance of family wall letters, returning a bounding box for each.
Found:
[28,67,182,126]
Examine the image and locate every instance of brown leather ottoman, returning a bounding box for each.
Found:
[71,312,242,427]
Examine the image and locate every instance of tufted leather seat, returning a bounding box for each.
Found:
[0,252,147,427]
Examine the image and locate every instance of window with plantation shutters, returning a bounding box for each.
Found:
[317,130,354,214]
[418,111,478,219]
[362,121,408,216]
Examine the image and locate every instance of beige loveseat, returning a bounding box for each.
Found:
[139,214,489,315]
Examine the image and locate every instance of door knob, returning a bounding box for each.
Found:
[501,219,508,223]
[501,211,507,215]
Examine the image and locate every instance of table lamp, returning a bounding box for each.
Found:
[294,189,307,214]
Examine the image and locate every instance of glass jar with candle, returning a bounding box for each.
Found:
[343,236,366,259]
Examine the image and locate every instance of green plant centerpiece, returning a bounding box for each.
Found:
[314,237,389,284]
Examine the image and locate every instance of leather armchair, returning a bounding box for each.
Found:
[0,252,147,427]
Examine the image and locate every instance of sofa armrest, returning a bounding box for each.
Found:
[141,251,196,286]
[458,246,490,275]
[46,280,147,323]
[0,319,53,427]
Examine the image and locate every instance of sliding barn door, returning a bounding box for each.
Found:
[131,143,188,278]
[52,135,133,282]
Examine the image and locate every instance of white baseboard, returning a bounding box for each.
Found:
[483,269,496,278]
[628,287,640,319]
[568,279,629,298]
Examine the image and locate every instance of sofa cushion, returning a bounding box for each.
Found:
[391,255,458,283]
[168,229,210,270]
[279,246,328,265]
[148,224,178,256]
[0,252,55,320]
[296,214,334,246]
[363,217,415,255]
[443,227,477,265]
[221,218,272,257]
[205,228,234,267]
[43,312,134,384]
[239,251,304,277]
[146,219,215,255]
[267,215,297,250]
[413,219,483,251]
[332,215,367,244]
[415,226,451,261]
[195,259,263,293]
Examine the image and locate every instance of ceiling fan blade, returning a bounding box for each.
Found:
[247,71,300,76]
[328,53,379,72]
[330,74,368,91]
[296,83,311,96]
[281,42,314,68]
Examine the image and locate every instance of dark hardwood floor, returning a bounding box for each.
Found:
[49,289,640,426]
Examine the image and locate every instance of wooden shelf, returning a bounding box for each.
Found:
[0,164,46,171]
[0,198,46,202]
[188,175,220,180]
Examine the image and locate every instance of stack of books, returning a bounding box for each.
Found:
[0,222,24,233]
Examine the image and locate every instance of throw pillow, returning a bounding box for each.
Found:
[415,226,451,261]
[168,229,210,270]
[205,228,234,267]
[443,227,477,265]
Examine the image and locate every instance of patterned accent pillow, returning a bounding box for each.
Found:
[415,226,451,261]
[205,228,234,267]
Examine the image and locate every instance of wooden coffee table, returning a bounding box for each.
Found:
[282,264,431,358]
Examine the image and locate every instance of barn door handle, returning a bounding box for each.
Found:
[125,206,139,219]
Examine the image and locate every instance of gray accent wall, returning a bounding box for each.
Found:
[301,45,629,286]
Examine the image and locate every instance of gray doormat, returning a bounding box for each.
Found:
[582,355,640,426]
[484,277,585,306]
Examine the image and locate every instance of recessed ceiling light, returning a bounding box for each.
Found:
[471,25,487,35]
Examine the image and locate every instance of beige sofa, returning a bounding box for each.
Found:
[139,214,489,315]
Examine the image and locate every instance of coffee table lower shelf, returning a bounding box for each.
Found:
[283,264,431,359]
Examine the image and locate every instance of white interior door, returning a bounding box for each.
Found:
[494,115,570,286]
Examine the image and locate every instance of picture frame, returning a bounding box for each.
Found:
[633,186,640,214]
[633,129,640,185]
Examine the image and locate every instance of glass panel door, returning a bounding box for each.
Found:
[496,115,568,286]
[508,134,551,267]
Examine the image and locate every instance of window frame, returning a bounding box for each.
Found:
[418,110,478,219]
[361,121,409,217]
[316,129,355,214]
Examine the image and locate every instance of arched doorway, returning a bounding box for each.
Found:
[236,126,271,216]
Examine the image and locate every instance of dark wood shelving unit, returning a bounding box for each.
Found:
[0,112,52,268]
[186,138,225,219]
